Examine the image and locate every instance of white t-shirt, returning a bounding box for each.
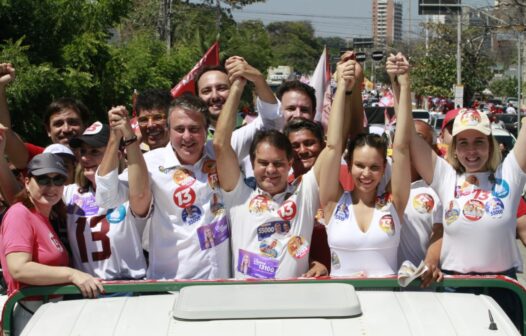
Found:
[398,180,443,267]
[223,170,319,279]
[96,142,230,280]
[328,191,401,277]
[63,185,147,280]
[431,153,526,273]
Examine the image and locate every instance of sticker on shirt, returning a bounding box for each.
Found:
[207,172,219,189]
[106,205,126,224]
[256,221,291,240]
[68,193,99,216]
[237,249,278,279]
[455,175,479,198]
[492,178,510,198]
[182,205,203,225]
[412,193,434,214]
[315,208,326,226]
[375,193,392,211]
[277,200,297,221]
[485,198,505,218]
[248,195,272,214]
[196,217,229,250]
[173,186,196,208]
[445,200,460,225]
[49,232,64,252]
[379,215,395,236]
[287,236,309,259]
[331,251,341,270]
[172,167,195,187]
[210,193,225,216]
[201,159,216,174]
[462,199,485,221]
[259,238,283,258]
[333,202,349,221]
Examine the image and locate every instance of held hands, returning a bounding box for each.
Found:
[336,57,356,91]
[69,269,105,298]
[340,51,364,91]
[225,56,258,88]
[386,52,410,86]
[0,63,15,89]
[108,106,133,140]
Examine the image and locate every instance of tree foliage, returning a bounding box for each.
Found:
[489,77,518,97]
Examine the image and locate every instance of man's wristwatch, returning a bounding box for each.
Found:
[121,135,138,147]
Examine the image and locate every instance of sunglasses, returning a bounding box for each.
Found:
[33,175,67,187]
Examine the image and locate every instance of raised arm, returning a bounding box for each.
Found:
[387,53,411,219]
[0,63,28,168]
[226,56,276,105]
[513,117,526,172]
[318,59,355,206]
[213,58,246,192]
[0,124,23,204]
[105,106,151,217]
[345,52,365,140]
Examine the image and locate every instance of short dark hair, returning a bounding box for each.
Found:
[168,94,210,129]
[283,118,324,145]
[250,129,293,164]
[346,133,388,164]
[276,80,316,110]
[135,89,172,116]
[194,65,228,94]
[44,97,89,128]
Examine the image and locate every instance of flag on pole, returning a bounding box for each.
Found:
[309,47,331,126]
[170,42,220,98]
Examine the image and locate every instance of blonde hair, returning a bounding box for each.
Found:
[446,134,502,174]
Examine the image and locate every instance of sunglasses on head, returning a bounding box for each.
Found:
[33,174,67,187]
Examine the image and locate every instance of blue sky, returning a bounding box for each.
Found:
[231,0,495,39]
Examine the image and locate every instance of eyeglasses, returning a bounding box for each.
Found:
[33,175,67,187]
[137,114,166,127]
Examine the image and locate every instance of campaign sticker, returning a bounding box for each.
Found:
[49,232,64,252]
[485,198,505,218]
[237,249,278,279]
[277,200,297,221]
[259,238,282,258]
[106,205,126,224]
[210,193,225,216]
[315,208,326,226]
[445,200,460,225]
[333,202,349,221]
[173,186,196,208]
[455,175,479,198]
[182,205,203,225]
[68,193,99,216]
[287,236,309,259]
[459,109,482,126]
[412,193,434,214]
[208,172,219,189]
[463,199,485,221]
[196,217,230,250]
[172,167,195,187]
[331,251,341,270]
[492,178,510,198]
[248,195,272,214]
[256,221,291,240]
[375,193,392,211]
[201,159,216,174]
[379,215,395,236]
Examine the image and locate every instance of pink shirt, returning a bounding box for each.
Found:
[0,203,69,295]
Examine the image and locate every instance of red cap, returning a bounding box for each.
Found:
[441,108,461,132]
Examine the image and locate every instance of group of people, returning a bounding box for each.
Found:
[1,51,526,332]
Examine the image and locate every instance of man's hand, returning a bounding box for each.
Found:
[0,63,16,89]
[336,59,356,90]
[225,56,259,85]
[108,106,134,139]
[386,52,410,85]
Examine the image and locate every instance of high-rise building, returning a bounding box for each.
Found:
[372,0,403,46]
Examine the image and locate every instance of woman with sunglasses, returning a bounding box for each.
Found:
[0,153,103,334]
[318,53,411,277]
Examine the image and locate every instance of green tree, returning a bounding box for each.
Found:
[489,77,518,98]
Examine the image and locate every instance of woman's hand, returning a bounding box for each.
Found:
[420,262,443,288]
[69,269,105,298]
[302,261,328,278]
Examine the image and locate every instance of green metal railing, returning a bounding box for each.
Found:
[2,276,526,335]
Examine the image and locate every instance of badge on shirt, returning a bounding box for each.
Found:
[334,202,349,221]
[375,193,392,211]
[412,193,434,214]
[485,198,505,218]
[182,205,203,225]
[492,178,510,198]
[106,205,126,224]
[463,199,484,221]
[173,186,196,208]
[287,236,309,259]
[69,193,99,216]
[256,221,291,240]
[210,193,225,216]
[445,200,460,225]
[248,195,271,214]
[331,250,341,270]
[49,232,64,252]
[237,249,278,279]
[201,159,216,174]
[277,200,297,221]
[259,238,282,258]
[378,215,395,236]
[315,208,326,226]
[455,175,479,198]
[196,217,229,250]
[172,167,195,187]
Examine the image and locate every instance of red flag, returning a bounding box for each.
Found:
[170,42,220,98]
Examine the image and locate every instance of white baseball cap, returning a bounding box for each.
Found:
[452,109,491,137]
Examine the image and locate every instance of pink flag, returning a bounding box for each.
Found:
[309,47,331,126]
[170,42,220,98]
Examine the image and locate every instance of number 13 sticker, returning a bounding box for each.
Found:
[173,186,196,208]
[278,200,297,220]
